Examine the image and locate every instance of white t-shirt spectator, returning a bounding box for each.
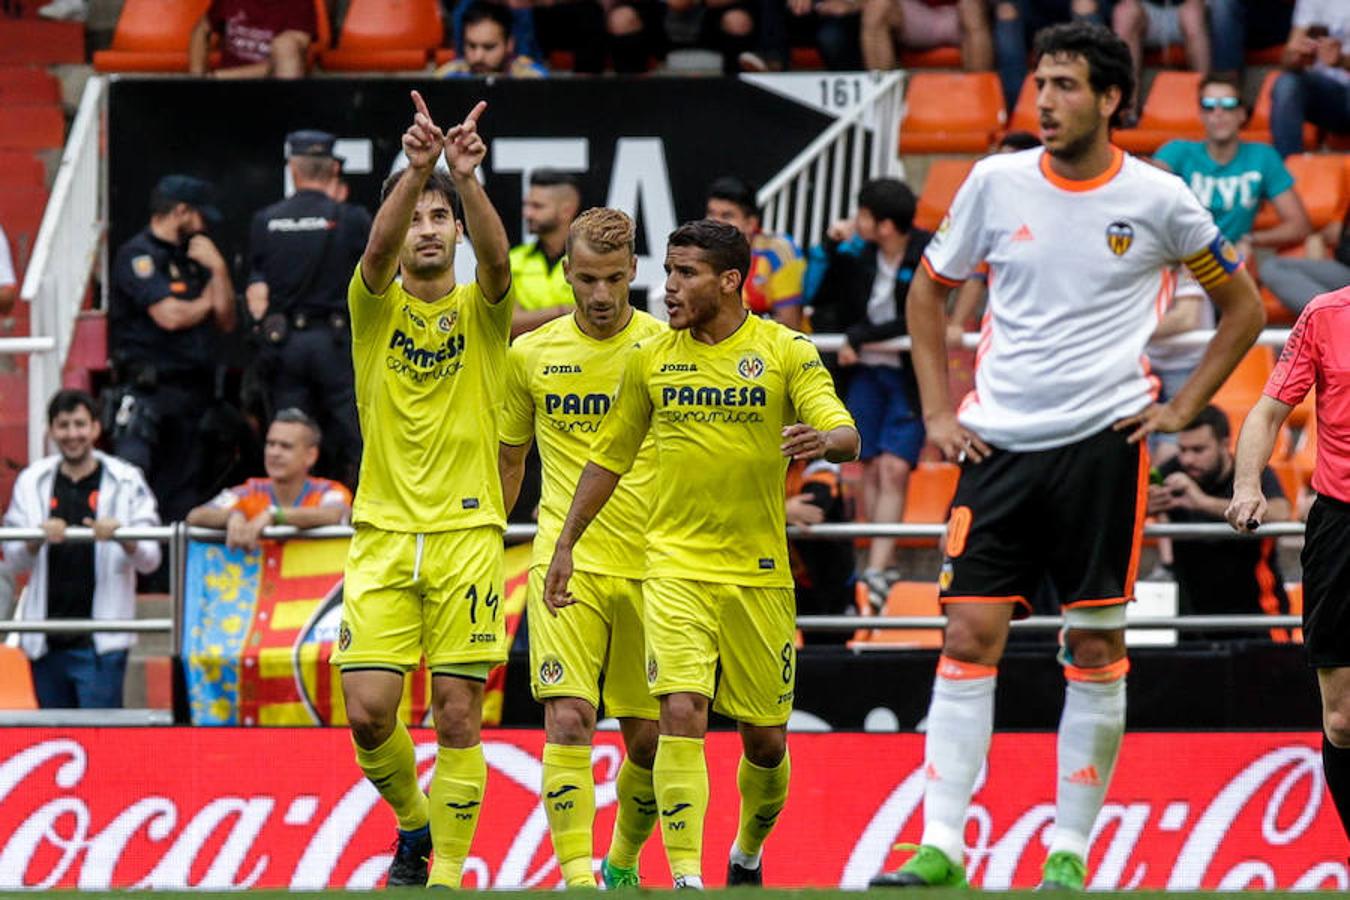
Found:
[1294,0,1350,85]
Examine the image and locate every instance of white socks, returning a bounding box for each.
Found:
[1050,674,1127,860]
[919,657,997,866]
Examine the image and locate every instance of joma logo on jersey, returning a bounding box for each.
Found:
[401,305,428,329]
[389,329,465,367]
[1106,221,1134,256]
[660,363,698,372]
[544,392,611,416]
[541,364,582,375]
[661,385,767,407]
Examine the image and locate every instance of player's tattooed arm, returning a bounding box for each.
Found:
[544,462,621,613]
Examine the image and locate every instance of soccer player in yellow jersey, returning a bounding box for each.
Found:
[329,91,513,889]
[545,219,860,888]
[498,207,665,888]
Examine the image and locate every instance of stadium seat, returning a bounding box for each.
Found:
[0,21,83,66]
[848,581,943,649]
[0,151,46,190]
[1007,74,1039,135]
[0,106,63,151]
[320,0,442,72]
[1211,345,1275,440]
[1252,153,1347,233]
[1115,72,1205,155]
[1287,388,1315,429]
[0,645,37,710]
[915,159,975,231]
[92,0,210,72]
[1260,286,1297,328]
[1269,457,1304,516]
[902,461,959,525]
[899,72,1004,154]
[0,67,60,106]
[899,46,962,68]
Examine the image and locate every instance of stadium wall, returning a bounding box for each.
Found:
[0,729,1341,890]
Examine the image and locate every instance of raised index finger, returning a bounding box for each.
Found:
[411,90,432,122]
[463,100,487,127]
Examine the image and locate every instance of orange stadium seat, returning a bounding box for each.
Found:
[1115,72,1205,155]
[1211,345,1275,439]
[0,151,45,190]
[899,46,962,68]
[899,72,1004,154]
[1287,388,1315,429]
[0,645,37,710]
[1260,286,1297,328]
[0,20,83,66]
[1008,74,1039,135]
[92,0,210,72]
[915,159,975,231]
[902,461,959,525]
[1253,153,1347,233]
[0,67,60,106]
[849,581,944,649]
[320,0,442,72]
[0,106,63,151]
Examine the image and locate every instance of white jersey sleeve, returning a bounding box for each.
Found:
[922,164,991,284]
[1166,187,1243,292]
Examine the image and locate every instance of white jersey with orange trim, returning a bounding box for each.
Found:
[924,146,1241,451]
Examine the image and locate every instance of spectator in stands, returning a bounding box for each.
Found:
[787,458,854,645]
[510,170,581,337]
[704,175,806,330]
[1145,269,1210,460]
[2,390,162,709]
[861,0,992,73]
[1112,0,1210,120]
[605,1,667,71]
[186,409,351,552]
[1270,0,1350,157]
[1146,405,1293,634]
[1154,73,1311,254]
[744,0,860,71]
[1262,200,1350,313]
[108,174,236,531]
[1208,0,1294,76]
[247,130,370,488]
[993,0,1107,112]
[808,179,929,610]
[189,0,317,80]
[0,221,15,316]
[666,0,761,75]
[437,2,549,77]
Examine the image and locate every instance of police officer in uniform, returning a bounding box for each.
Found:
[246,130,371,487]
[109,174,237,529]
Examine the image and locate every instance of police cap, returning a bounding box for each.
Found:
[286,129,340,160]
[155,174,223,224]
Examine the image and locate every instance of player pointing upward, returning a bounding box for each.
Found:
[330,91,513,889]
[870,22,1263,890]
[546,219,859,888]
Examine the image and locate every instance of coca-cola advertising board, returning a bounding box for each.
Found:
[0,729,1342,890]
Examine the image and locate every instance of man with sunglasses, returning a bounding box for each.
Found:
[1155,73,1311,257]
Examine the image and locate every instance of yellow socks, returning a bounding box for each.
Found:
[427,744,487,888]
[652,735,708,881]
[732,752,791,865]
[606,757,658,869]
[353,722,428,832]
[542,743,598,887]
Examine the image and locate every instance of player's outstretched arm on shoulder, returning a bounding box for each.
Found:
[1226,394,1294,533]
[445,101,511,303]
[362,90,446,295]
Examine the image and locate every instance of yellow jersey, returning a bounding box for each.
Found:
[591,313,855,588]
[508,242,574,312]
[499,309,665,578]
[349,266,513,532]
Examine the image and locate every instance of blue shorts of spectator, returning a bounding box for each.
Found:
[847,364,925,465]
[31,645,128,709]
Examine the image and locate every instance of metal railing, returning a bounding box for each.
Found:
[17,76,106,463]
[758,72,905,254]
[809,327,1295,354]
[0,519,1309,641]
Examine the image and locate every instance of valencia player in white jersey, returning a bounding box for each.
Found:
[869,22,1264,891]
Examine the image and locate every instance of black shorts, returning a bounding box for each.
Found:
[1301,493,1350,668]
[939,426,1147,619]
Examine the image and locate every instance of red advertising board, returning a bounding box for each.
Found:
[0,729,1342,889]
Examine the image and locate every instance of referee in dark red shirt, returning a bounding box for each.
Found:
[1229,283,1350,840]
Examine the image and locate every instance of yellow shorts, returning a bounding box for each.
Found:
[332,524,506,673]
[643,577,797,727]
[528,567,659,720]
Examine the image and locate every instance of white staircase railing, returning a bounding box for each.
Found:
[757,71,905,254]
[19,76,105,463]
